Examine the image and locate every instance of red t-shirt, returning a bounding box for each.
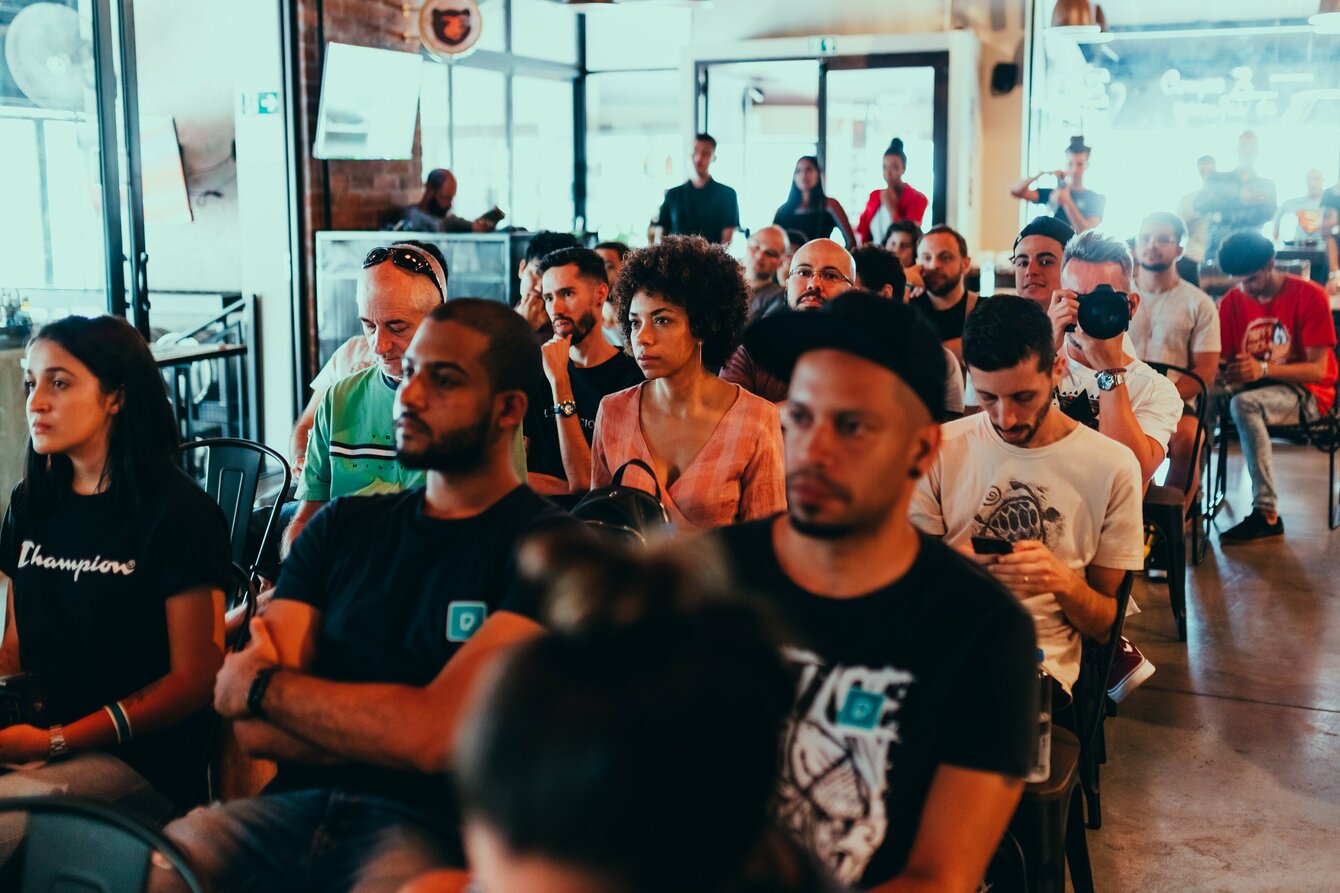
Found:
[1218,275,1338,414]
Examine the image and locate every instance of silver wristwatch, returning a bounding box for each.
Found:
[1095,368,1127,391]
[48,724,68,760]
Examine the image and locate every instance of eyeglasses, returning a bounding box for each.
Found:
[789,267,852,286]
[363,247,444,298]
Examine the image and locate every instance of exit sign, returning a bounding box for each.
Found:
[242,91,281,116]
[810,36,839,56]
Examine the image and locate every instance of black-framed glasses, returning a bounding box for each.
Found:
[363,247,443,298]
[789,267,852,286]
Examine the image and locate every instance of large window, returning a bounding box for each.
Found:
[1027,2,1340,243]
[417,0,580,234]
[581,4,693,244]
[586,71,681,244]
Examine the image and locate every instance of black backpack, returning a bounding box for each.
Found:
[571,459,670,546]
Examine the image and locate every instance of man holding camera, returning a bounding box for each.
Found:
[1047,231,1182,701]
[1047,231,1184,485]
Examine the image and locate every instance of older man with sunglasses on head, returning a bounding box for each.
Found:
[282,243,447,554]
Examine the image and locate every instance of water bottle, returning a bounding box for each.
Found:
[1027,649,1052,784]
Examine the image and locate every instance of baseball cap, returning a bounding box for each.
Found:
[743,290,947,420]
[1013,216,1075,252]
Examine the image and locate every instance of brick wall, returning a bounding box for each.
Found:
[293,0,427,381]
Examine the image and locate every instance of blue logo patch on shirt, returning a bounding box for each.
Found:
[447,602,488,642]
[836,688,885,730]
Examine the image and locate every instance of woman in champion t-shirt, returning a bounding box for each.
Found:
[0,315,230,837]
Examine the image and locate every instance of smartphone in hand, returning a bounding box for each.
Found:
[971,536,1014,556]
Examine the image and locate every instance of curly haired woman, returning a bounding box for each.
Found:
[591,236,786,531]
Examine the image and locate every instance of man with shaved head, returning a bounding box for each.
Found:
[283,244,446,552]
[745,225,791,322]
[725,239,962,419]
[723,239,857,402]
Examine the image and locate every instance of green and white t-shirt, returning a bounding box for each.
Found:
[297,366,425,501]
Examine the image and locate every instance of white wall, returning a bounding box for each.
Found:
[690,0,1028,253]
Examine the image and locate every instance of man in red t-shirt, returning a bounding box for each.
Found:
[1216,232,1338,542]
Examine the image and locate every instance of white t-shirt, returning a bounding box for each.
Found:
[910,414,1145,692]
[1129,280,1221,375]
[942,346,965,415]
[310,336,377,395]
[1058,349,1184,456]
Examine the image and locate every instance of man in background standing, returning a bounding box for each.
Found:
[653,134,740,245]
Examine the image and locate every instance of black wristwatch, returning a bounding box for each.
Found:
[247,666,281,718]
[553,400,577,418]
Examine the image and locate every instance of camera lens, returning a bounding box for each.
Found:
[1076,285,1130,341]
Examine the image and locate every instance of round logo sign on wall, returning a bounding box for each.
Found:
[420,0,484,59]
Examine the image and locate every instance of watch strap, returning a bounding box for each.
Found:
[247,666,281,719]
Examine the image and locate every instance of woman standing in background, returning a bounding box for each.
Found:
[856,138,930,245]
[773,156,856,247]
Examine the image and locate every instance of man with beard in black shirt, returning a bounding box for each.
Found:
[526,247,643,495]
[715,292,1036,891]
[161,299,572,893]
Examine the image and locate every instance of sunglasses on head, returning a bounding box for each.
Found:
[363,247,443,299]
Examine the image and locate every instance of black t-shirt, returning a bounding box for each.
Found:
[0,467,232,808]
[774,205,839,243]
[1035,186,1106,230]
[269,485,571,809]
[658,179,741,242]
[527,351,644,480]
[910,290,975,343]
[714,518,1037,889]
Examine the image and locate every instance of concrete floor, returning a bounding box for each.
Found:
[1084,443,1340,892]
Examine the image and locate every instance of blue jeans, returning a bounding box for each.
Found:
[160,789,461,893]
[1216,384,1320,514]
[0,751,172,860]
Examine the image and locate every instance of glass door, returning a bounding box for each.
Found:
[822,53,949,238]
[697,59,820,237]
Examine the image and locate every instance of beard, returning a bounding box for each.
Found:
[923,270,962,298]
[569,309,598,345]
[397,411,495,473]
[993,398,1052,447]
[1139,259,1173,273]
[788,515,857,540]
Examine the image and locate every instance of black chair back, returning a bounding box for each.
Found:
[175,437,292,574]
[0,796,205,892]
[1145,361,1209,496]
[1072,571,1135,829]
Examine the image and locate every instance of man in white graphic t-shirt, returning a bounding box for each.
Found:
[911,295,1145,699]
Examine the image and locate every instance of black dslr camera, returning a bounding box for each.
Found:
[0,674,48,728]
[1065,284,1130,342]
